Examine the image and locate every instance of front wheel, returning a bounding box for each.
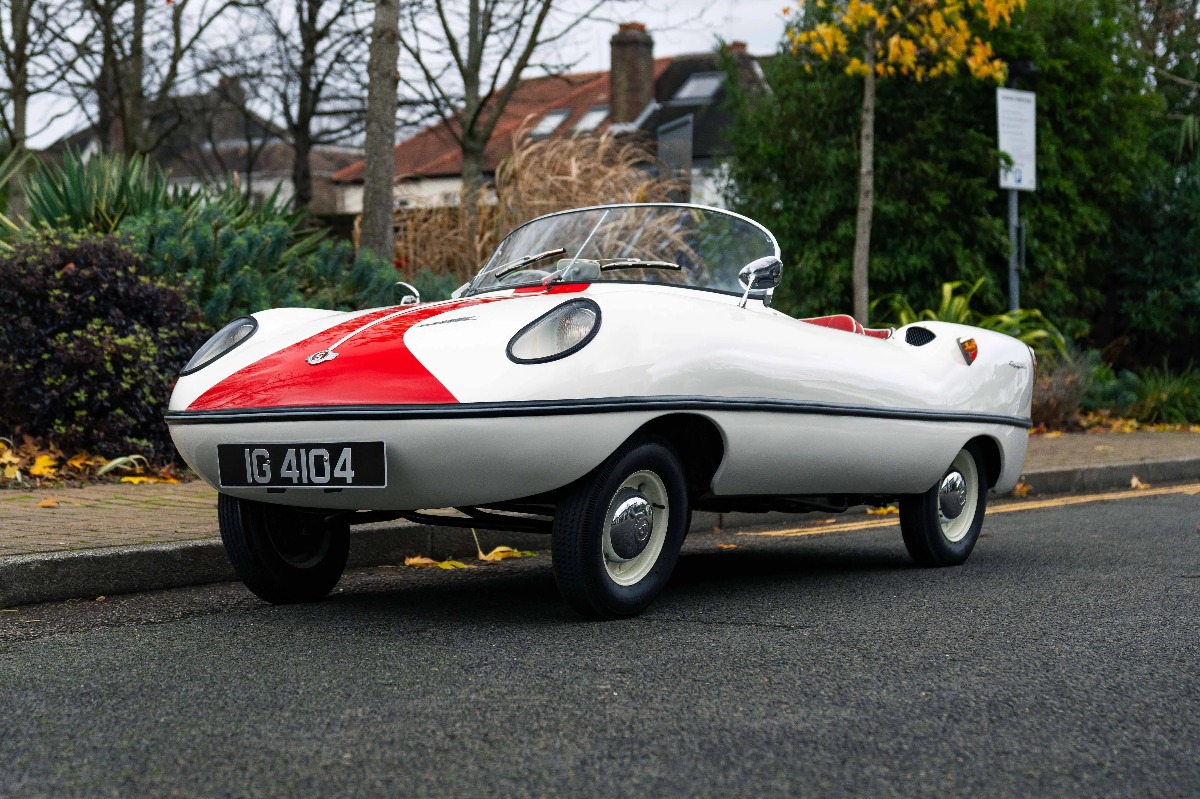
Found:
[552,437,689,619]
[899,444,989,567]
[218,494,350,604]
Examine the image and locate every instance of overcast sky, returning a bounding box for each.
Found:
[26,0,790,150]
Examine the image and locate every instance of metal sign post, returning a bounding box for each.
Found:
[997,87,1037,311]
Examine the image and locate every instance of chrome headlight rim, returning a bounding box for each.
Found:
[506,298,602,365]
[181,316,259,376]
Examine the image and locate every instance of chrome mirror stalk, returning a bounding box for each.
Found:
[737,257,783,308]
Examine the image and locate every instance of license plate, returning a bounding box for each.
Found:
[217,442,386,488]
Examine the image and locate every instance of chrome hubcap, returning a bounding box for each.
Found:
[606,489,655,562]
[938,471,967,520]
[937,451,979,543]
[602,470,669,586]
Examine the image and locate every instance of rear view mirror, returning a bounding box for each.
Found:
[395,281,421,306]
[737,257,782,308]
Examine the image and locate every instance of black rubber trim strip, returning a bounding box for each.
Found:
[166,396,1031,429]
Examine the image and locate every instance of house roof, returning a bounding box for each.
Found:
[331,59,674,184]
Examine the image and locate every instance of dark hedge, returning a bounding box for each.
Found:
[0,231,209,461]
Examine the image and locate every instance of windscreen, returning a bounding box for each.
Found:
[466,204,779,296]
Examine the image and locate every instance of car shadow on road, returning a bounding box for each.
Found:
[314,538,920,627]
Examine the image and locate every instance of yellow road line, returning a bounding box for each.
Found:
[739,482,1200,539]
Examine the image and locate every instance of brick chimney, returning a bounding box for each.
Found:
[610,22,654,124]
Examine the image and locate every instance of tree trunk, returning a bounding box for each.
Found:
[459,0,484,264]
[852,35,876,326]
[361,0,400,260]
[126,0,146,155]
[292,0,318,213]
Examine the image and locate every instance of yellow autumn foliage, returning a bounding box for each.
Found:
[789,0,1024,84]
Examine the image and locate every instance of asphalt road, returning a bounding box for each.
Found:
[2,489,1198,798]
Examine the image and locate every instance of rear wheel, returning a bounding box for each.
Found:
[899,444,988,567]
[218,494,350,603]
[552,437,689,619]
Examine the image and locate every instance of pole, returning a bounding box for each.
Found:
[1008,188,1020,311]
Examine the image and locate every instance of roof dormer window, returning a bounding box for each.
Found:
[573,105,609,134]
[530,109,570,138]
[673,72,724,102]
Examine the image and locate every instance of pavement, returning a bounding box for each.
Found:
[2,430,1199,608]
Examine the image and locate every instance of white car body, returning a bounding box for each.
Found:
[167,204,1032,519]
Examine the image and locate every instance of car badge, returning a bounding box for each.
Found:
[306,349,339,366]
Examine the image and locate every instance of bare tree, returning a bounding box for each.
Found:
[361,0,401,258]
[0,0,77,151]
[258,0,372,212]
[50,0,254,156]
[397,0,626,238]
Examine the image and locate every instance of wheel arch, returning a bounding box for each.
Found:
[629,413,726,500]
[966,434,1002,490]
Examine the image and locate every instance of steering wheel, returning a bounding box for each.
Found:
[499,268,551,284]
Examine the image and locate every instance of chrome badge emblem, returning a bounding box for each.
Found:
[306,349,339,366]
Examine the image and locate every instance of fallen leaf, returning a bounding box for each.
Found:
[717,543,739,550]
[1044,431,1063,439]
[435,560,475,569]
[2,465,18,480]
[29,454,58,477]
[404,556,439,567]
[95,596,106,602]
[867,506,899,515]
[1131,475,1151,490]
[36,498,59,508]
[478,545,532,562]
[1011,481,1033,498]
[120,476,158,485]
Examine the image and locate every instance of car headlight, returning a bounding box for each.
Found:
[507,299,601,363]
[182,316,258,375]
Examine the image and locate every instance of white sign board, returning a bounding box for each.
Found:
[997,88,1036,192]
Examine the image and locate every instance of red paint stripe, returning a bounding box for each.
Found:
[512,282,591,295]
[189,299,498,411]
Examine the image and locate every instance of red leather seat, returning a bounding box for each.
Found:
[801,314,892,340]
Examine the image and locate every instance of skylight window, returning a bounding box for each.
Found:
[573,106,609,134]
[673,73,724,102]
[530,109,570,138]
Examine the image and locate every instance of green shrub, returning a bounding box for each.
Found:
[1127,362,1200,425]
[0,231,208,460]
[124,205,398,324]
[871,278,1069,356]
[1080,362,1141,415]
[20,149,198,233]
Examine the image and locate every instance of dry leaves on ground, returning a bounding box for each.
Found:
[1131,475,1152,490]
[36,498,59,508]
[403,556,476,570]
[0,436,182,487]
[1011,481,1033,498]
[867,505,900,515]
[717,543,739,550]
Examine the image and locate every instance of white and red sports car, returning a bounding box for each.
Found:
[167,203,1034,619]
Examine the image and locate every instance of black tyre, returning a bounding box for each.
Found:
[899,443,989,567]
[552,436,689,619]
[218,494,350,604]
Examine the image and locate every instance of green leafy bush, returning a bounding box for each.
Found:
[1127,362,1200,424]
[871,278,1069,356]
[1080,362,1142,415]
[124,206,399,323]
[0,231,208,460]
[20,149,197,233]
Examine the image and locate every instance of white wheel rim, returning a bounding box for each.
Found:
[938,450,979,543]
[602,469,669,586]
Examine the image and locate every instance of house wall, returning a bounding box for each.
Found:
[337,176,466,215]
